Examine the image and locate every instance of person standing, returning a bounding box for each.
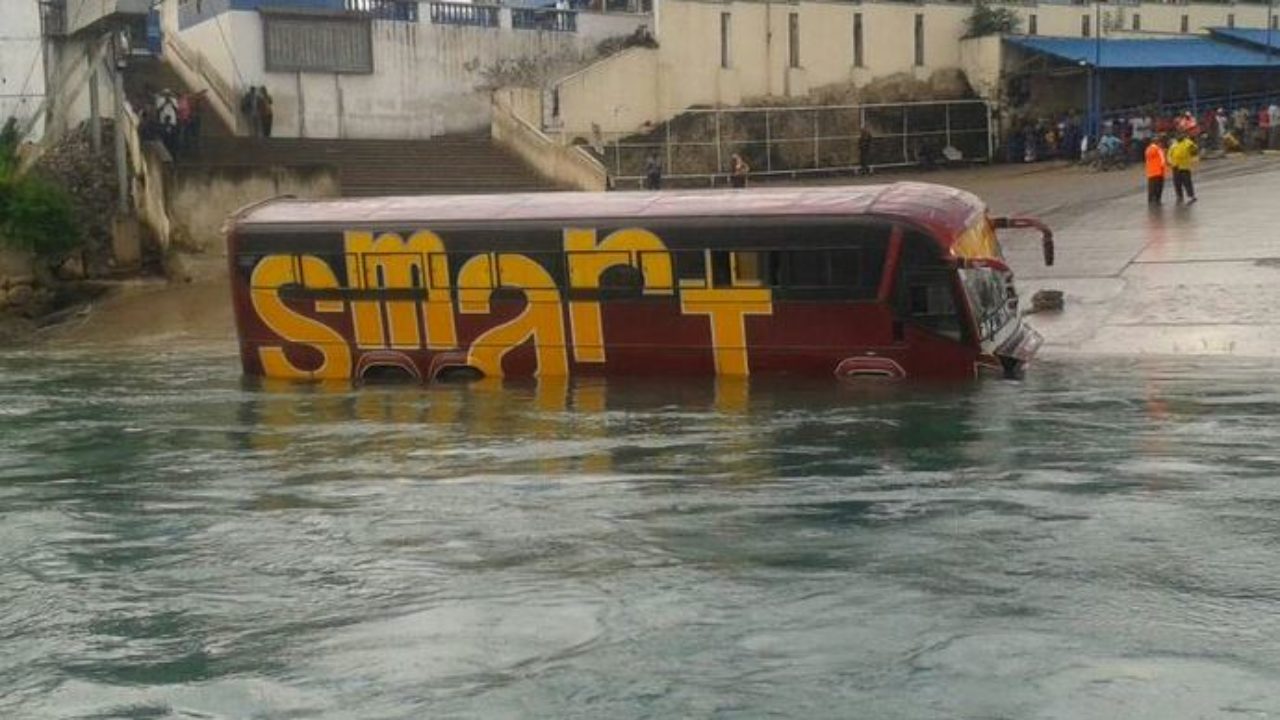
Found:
[1145,136,1167,205]
[156,89,179,158]
[241,86,260,137]
[729,153,750,188]
[643,153,662,190]
[857,127,873,175]
[1258,105,1271,152]
[1168,133,1198,204]
[258,86,275,138]
[1268,101,1280,149]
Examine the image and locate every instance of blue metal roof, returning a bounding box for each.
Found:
[1004,36,1276,69]
[1208,26,1280,52]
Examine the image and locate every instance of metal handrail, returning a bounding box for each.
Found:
[428,2,500,27]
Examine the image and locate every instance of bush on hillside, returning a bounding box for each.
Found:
[0,116,85,267]
[964,2,1022,38]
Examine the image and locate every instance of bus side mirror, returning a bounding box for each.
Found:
[992,217,1055,267]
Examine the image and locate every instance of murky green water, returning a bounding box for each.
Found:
[3,349,1280,719]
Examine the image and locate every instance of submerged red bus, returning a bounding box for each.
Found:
[226,182,1053,382]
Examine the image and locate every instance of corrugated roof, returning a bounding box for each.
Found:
[1004,35,1275,69]
[1208,26,1280,52]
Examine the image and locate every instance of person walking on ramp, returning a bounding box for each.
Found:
[1168,133,1199,204]
[1145,136,1167,205]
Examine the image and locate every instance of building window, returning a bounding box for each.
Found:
[720,12,731,69]
[264,14,374,74]
[1028,14,1037,36]
[853,13,864,68]
[1132,13,1140,31]
[1181,14,1189,33]
[1227,13,1235,29]
[914,14,924,67]
[789,12,800,69]
[1081,14,1090,38]
[1272,15,1278,30]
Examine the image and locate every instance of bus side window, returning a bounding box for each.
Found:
[707,251,767,287]
[894,231,963,341]
[785,249,827,288]
[710,252,731,286]
[675,250,708,287]
[599,264,645,297]
[237,254,265,285]
[769,222,889,300]
[732,251,764,286]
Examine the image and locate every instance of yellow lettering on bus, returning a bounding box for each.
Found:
[457,253,570,378]
[250,255,353,380]
[680,288,773,376]
[564,227,673,364]
[343,230,457,350]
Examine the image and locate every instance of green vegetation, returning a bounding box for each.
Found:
[964,2,1022,38]
[0,117,84,266]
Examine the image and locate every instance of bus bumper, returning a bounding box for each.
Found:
[992,320,1043,376]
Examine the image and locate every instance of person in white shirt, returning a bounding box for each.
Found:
[1268,103,1280,149]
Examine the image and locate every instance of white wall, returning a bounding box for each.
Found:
[64,0,153,35]
[554,0,1280,139]
[41,34,120,141]
[172,4,651,138]
[0,0,46,138]
[551,47,660,137]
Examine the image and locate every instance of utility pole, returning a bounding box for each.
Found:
[1093,0,1102,141]
[1268,0,1274,98]
[111,28,128,214]
[89,43,102,154]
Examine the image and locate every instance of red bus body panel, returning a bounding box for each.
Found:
[226,184,1028,383]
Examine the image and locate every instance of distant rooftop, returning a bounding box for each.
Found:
[1004,34,1280,69]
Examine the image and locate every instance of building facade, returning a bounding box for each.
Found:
[550,0,1280,139]
[0,0,47,138]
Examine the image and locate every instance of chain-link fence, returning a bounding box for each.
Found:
[589,99,993,188]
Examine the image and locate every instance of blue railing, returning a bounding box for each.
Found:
[346,0,419,20]
[428,1,499,27]
[512,7,577,32]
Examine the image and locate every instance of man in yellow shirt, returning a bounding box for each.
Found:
[1167,133,1199,204]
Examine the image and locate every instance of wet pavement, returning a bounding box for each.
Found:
[987,156,1280,359]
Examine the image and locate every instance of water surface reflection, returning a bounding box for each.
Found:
[2,352,1279,718]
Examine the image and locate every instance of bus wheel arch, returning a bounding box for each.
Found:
[356,351,423,384]
[430,352,485,383]
[834,356,906,381]
[434,365,485,383]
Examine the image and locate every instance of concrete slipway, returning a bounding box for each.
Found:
[998,157,1280,359]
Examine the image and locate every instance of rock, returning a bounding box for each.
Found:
[163,252,194,283]
[1031,289,1065,313]
[7,275,34,291]
[6,284,34,307]
[58,255,86,280]
[0,315,35,344]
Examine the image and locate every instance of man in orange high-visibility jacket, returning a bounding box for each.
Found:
[1145,136,1168,205]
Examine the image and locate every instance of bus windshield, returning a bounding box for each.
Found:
[952,217,1004,261]
[954,219,1015,343]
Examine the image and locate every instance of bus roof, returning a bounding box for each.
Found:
[232,182,987,242]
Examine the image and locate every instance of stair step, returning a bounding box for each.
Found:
[177,134,558,195]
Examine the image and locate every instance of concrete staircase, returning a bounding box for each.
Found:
[183,134,558,196]
[126,54,555,196]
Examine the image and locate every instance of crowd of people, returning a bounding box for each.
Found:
[134,85,275,160]
[1013,102,1280,165]
[240,86,275,139]
[136,87,206,160]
